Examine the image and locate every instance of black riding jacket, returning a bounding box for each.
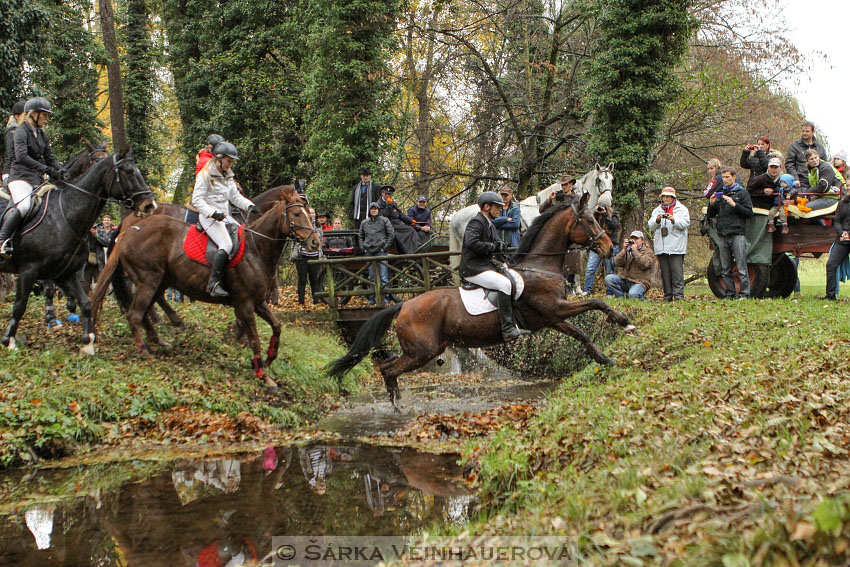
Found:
[10,119,61,187]
[459,212,500,278]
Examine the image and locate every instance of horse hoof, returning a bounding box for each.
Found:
[157,340,173,351]
[623,324,636,333]
[600,355,615,367]
[264,376,278,389]
[136,345,152,359]
[6,337,16,351]
[80,343,95,357]
[67,314,80,323]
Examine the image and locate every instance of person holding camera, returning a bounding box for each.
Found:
[582,192,620,294]
[539,175,576,214]
[648,187,690,301]
[604,231,655,299]
[825,184,850,300]
[707,166,753,299]
[739,136,781,183]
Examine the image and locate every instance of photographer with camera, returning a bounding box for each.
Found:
[707,166,753,299]
[582,192,620,294]
[739,136,780,183]
[648,187,690,301]
[539,175,577,214]
[604,231,655,299]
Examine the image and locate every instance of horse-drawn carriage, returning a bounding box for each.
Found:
[703,193,839,298]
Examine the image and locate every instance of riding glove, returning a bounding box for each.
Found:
[211,211,226,221]
[494,241,508,253]
[247,204,259,216]
[46,167,60,180]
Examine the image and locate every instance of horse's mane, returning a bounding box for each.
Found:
[515,203,573,255]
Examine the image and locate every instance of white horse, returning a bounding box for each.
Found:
[448,163,614,266]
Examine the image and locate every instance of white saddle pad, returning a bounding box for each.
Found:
[458,268,525,315]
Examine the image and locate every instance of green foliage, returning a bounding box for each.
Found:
[583,0,697,212]
[0,0,42,111]
[301,0,403,212]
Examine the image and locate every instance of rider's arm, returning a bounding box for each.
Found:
[191,169,217,218]
[14,126,47,175]
[228,179,254,212]
[462,218,498,255]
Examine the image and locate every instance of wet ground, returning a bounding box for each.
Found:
[0,348,559,566]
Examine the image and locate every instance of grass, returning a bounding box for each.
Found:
[460,297,850,566]
[0,293,371,468]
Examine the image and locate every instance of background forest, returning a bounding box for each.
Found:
[0,0,811,228]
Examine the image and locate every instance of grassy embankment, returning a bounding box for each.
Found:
[0,293,369,468]
[465,297,850,566]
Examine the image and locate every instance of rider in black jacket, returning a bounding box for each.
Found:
[459,191,530,342]
[2,101,26,186]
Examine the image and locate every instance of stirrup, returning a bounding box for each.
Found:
[0,239,12,259]
[208,281,229,297]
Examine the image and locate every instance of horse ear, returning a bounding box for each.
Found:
[607,162,615,172]
[579,192,590,208]
[595,163,601,172]
[84,139,94,152]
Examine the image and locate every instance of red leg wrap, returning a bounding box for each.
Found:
[267,335,279,361]
[252,355,264,378]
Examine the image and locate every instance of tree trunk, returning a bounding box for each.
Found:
[99,0,127,152]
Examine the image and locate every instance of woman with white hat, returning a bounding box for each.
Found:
[648,186,690,301]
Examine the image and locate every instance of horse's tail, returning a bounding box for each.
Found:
[325,302,404,383]
[90,235,130,325]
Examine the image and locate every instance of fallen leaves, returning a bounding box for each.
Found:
[394,404,536,442]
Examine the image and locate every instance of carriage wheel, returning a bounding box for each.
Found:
[763,253,797,298]
[706,250,766,298]
[316,267,352,306]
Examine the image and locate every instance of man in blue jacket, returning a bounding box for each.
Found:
[491,184,521,249]
[707,167,754,298]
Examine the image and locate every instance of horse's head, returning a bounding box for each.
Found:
[569,193,613,257]
[278,188,321,252]
[107,146,157,216]
[594,162,615,197]
[64,140,109,180]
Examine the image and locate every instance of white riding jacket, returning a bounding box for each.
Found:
[192,159,253,219]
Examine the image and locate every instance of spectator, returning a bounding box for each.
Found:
[290,207,323,306]
[703,158,724,198]
[766,174,799,234]
[786,121,827,188]
[648,187,690,301]
[605,230,655,299]
[833,150,849,181]
[583,192,620,294]
[407,195,433,234]
[825,184,850,300]
[739,135,781,183]
[377,185,421,253]
[539,175,576,213]
[747,156,784,210]
[707,166,753,299]
[324,218,352,249]
[81,223,111,290]
[491,184,522,248]
[97,214,116,270]
[316,212,332,232]
[350,167,382,229]
[358,202,394,305]
[806,150,844,196]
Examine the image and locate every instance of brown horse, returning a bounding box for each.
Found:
[90,187,320,387]
[326,194,635,404]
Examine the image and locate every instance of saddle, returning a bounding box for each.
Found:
[183,223,246,269]
[458,268,525,316]
[0,183,54,227]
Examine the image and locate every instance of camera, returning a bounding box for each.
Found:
[555,189,565,202]
[627,238,635,245]
[595,205,606,214]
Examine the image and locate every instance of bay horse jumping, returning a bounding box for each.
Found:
[90,186,320,387]
[0,146,157,351]
[327,193,635,404]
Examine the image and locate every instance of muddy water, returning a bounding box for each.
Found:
[0,444,471,566]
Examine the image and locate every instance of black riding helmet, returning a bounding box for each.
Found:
[206,134,224,148]
[477,191,503,208]
[12,101,26,115]
[24,97,53,114]
[213,141,239,160]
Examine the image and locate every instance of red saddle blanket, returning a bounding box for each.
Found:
[183,225,246,268]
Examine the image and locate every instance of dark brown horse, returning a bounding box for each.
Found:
[327,194,636,404]
[90,187,320,387]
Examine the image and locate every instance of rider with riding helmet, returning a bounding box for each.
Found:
[196,134,224,176]
[459,191,530,342]
[192,141,259,297]
[1,97,66,258]
[3,100,26,187]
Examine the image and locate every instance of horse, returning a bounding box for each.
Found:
[0,146,157,352]
[327,193,635,405]
[89,186,321,387]
[448,164,615,267]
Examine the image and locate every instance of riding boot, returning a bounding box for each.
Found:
[207,249,230,297]
[0,207,22,258]
[497,291,530,342]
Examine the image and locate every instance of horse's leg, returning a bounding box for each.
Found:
[154,293,185,329]
[253,301,281,367]
[43,281,62,329]
[235,302,278,389]
[2,271,37,349]
[56,274,96,355]
[379,323,445,407]
[126,283,161,358]
[550,297,634,331]
[550,320,615,366]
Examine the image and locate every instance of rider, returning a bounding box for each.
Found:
[459,191,530,342]
[195,133,224,176]
[3,101,26,187]
[192,141,258,297]
[0,97,65,258]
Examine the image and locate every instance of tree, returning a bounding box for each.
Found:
[99,0,127,152]
[583,0,697,218]
[0,0,42,111]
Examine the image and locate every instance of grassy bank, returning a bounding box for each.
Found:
[0,294,369,468]
[466,298,850,566]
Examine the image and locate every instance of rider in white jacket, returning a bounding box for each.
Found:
[192,141,257,297]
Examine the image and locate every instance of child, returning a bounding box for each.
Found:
[769,174,799,234]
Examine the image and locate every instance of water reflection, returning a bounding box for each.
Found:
[0,444,471,567]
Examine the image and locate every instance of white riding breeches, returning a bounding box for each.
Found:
[199,214,236,255]
[465,270,513,295]
[7,180,33,216]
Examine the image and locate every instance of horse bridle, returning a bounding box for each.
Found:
[109,154,155,209]
[569,202,607,253]
[245,201,319,246]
